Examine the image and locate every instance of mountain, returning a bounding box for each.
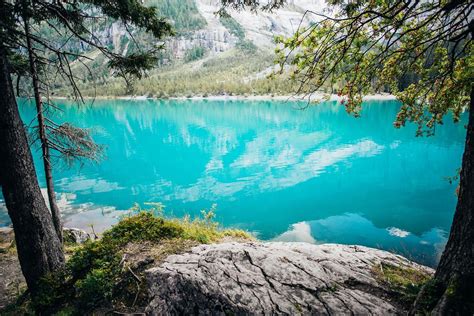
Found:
[58,0,326,98]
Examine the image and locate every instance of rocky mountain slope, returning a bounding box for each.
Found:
[62,0,327,97]
[165,0,324,58]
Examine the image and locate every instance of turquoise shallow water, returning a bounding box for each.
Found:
[0,98,467,267]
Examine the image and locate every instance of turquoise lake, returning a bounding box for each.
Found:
[0,98,467,267]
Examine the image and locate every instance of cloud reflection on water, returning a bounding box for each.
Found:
[0,99,464,267]
[273,213,447,267]
[151,139,384,202]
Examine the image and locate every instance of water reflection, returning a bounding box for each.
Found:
[154,139,384,202]
[274,213,447,267]
[0,98,466,266]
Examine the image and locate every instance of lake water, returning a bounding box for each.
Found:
[0,98,467,267]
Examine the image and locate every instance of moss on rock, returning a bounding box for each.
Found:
[2,205,252,315]
[372,262,432,308]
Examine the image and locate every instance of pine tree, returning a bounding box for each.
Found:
[0,0,173,303]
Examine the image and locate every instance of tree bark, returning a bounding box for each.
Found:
[433,88,474,313]
[24,17,63,243]
[0,43,65,295]
[413,89,474,314]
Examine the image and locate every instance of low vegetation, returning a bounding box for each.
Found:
[184,46,207,62]
[1,204,251,315]
[63,49,316,98]
[372,262,432,310]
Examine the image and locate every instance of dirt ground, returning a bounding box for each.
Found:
[0,250,25,310]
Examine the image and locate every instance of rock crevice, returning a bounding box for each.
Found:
[145,242,433,315]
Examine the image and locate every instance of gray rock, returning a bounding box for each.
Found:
[0,227,14,244]
[145,242,433,315]
[1,226,91,244]
[63,227,91,244]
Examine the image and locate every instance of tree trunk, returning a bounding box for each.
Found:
[413,89,474,314]
[24,17,63,243]
[434,88,474,312]
[0,43,65,295]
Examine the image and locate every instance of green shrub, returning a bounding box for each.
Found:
[22,204,251,314]
[102,212,185,245]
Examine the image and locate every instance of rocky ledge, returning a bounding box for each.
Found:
[145,242,433,315]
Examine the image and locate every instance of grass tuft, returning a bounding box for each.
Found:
[2,204,252,315]
[373,262,431,308]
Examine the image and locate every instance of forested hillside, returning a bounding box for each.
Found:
[44,0,324,97]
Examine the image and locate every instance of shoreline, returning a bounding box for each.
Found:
[49,93,397,102]
[0,227,433,314]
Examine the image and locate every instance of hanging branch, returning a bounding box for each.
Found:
[272,0,473,135]
[3,0,174,247]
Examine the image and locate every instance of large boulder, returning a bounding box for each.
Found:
[145,242,433,315]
